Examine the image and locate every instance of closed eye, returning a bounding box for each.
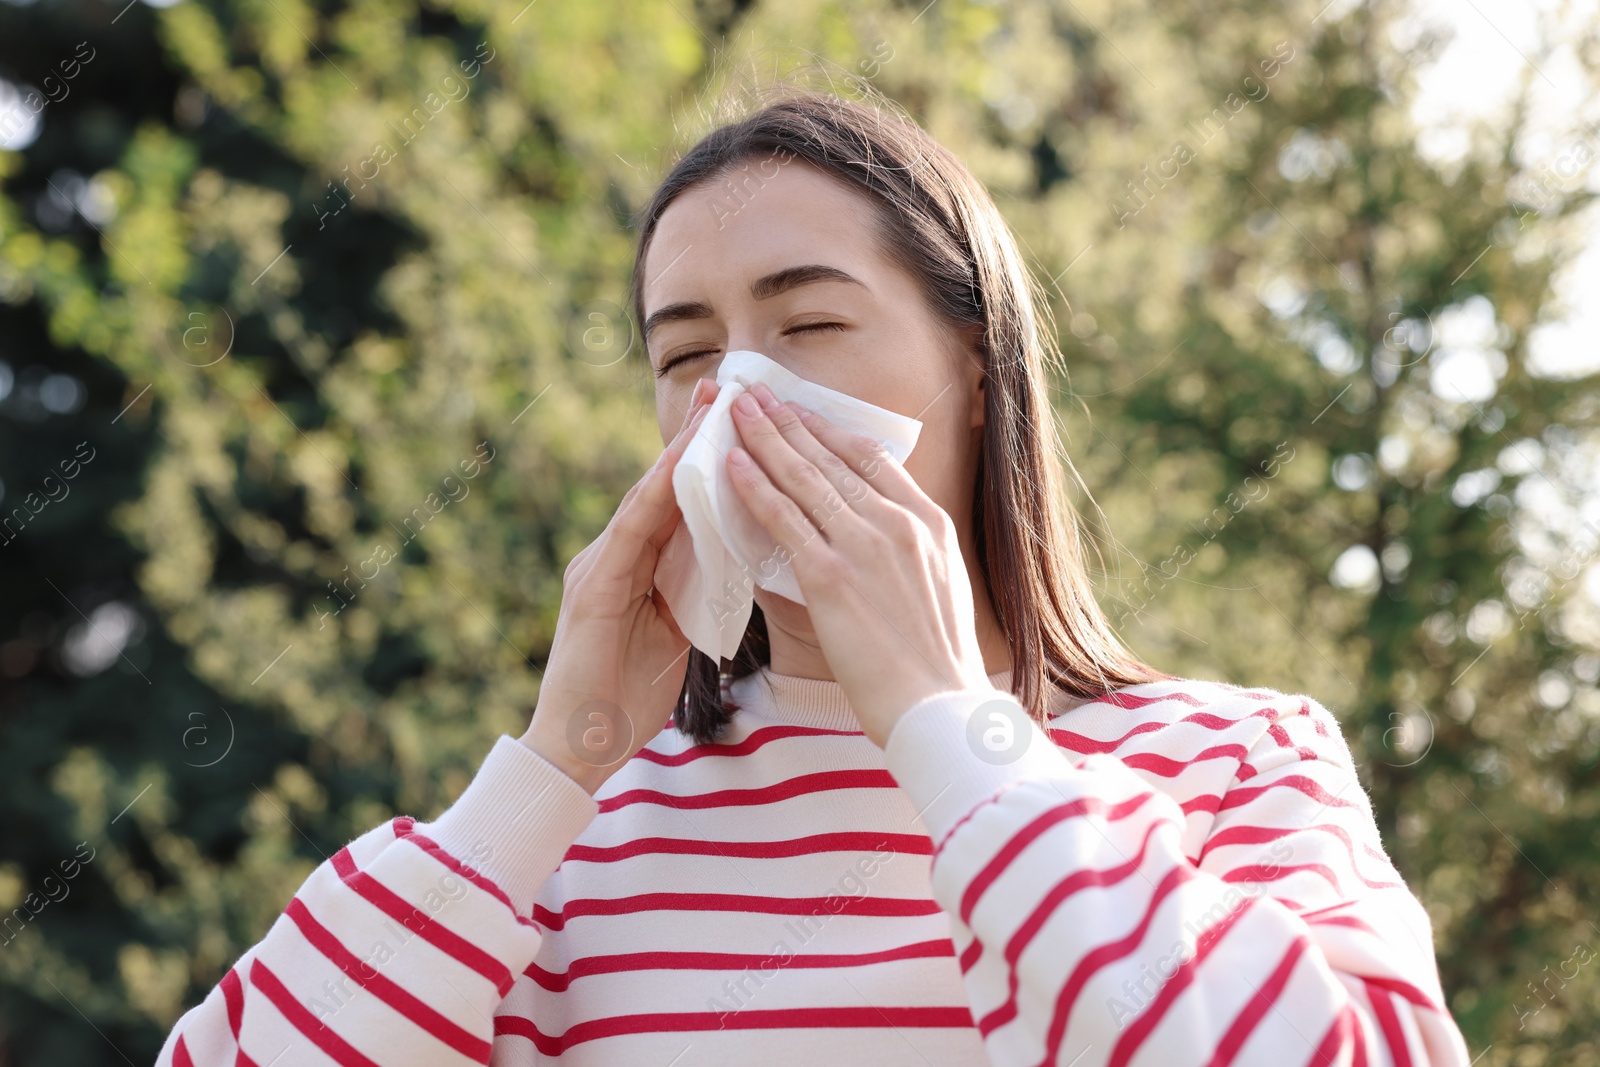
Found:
[654,322,850,378]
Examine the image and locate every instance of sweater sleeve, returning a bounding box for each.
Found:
[156,735,599,1067]
[882,686,1471,1067]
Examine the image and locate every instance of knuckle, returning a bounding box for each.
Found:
[853,441,889,480]
[810,550,848,583]
[887,507,924,550]
[925,504,957,540]
[817,449,854,483]
[563,547,588,583]
[787,456,823,490]
[782,511,820,549]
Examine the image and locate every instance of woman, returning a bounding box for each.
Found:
[159,90,1470,1066]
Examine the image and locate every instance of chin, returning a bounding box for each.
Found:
[753,589,807,618]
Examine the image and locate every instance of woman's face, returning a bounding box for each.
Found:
[641,158,987,553]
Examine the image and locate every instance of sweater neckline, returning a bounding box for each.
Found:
[727,666,1016,731]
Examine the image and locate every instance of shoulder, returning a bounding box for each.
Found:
[1046,677,1355,771]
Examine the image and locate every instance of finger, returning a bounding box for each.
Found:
[577,379,718,590]
[602,399,711,568]
[615,379,715,510]
[745,384,887,526]
[651,584,687,643]
[780,399,932,518]
[731,387,867,544]
[669,377,718,437]
[725,443,832,573]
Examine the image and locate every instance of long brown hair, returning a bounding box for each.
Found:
[629,85,1174,744]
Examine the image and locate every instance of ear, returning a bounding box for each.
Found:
[956,326,988,430]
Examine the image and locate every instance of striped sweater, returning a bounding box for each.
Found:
[157,670,1471,1067]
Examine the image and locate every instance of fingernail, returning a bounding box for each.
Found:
[735,392,761,417]
[751,382,781,412]
[787,400,814,421]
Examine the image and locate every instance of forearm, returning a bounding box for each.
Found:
[159,736,599,1066]
[883,688,1470,1067]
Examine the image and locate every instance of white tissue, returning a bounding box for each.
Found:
[652,350,923,662]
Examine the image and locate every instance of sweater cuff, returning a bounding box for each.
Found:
[883,687,1072,847]
[415,734,600,916]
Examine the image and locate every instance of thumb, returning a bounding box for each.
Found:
[652,585,690,646]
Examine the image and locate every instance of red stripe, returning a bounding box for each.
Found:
[531,891,941,931]
[1049,703,1282,754]
[562,832,926,864]
[976,822,1180,1035]
[173,1035,195,1067]
[1215,684,1284,702]
[958,936,983,974]
[329,847,514,996]
[1183,792,1225,817]
[1367,984,1413,1067]
[1099,893,1261,1067]
[221,966,244,1039]
[598,769,897,812]
[249,958,385,1067]
[525,939,955,991]
[391,823,541,927]
[1217,859,1339,891]
[1218,860,1395,897]
[1204,933,1311,1065]
[1201,821,1387,875]
[933,779,1031,856]
[495,1005,976,1054]
[633,724,864,764]
[1217,775,1360,813]
[1305,913,1378,936]
[284,898,492,1062]
[1266,721,1317,758]
[958,790,1161,922]
[1364,974,1447,1014]
[1314,1001,1371,1067]
[1120,744,1252,778]
[1100,689,1211,710]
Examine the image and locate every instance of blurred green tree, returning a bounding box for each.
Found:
[0,0,1595,1062]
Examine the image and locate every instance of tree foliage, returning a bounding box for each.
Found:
[0,0,1596,1061]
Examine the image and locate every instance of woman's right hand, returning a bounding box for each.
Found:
[520,376,719,794]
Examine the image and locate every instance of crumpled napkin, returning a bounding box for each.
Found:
[652,350,923,662]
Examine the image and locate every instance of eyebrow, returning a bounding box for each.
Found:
[643,263,868,344]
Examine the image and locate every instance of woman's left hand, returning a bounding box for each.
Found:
[725,380,994,747]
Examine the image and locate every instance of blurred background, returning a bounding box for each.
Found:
[1,0,1598,1061]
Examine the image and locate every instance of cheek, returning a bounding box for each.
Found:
[657,388,692,444]
[899,424,970,516]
